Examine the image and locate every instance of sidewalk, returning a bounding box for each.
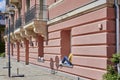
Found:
[0,57,74,80]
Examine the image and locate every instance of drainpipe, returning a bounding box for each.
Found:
[114,0,120,73]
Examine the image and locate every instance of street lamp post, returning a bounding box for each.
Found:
[4,13,11,77]
[4,5,24,78]
[4,5,15,77]
[8,16,11,77]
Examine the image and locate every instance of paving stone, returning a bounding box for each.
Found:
[0,58,74,80]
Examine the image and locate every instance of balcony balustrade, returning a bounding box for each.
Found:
[10,0,19,3]
[15,17,22,30]
[10,24,14,33]
[25,4,48,24]
[4,4,48,42]
[4,26,15,42]
[4,25,14,36]
[9,0,21,8]
[4,28,8,36]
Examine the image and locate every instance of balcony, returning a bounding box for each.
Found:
[4,25,14,35]
[4,26,15,42]
[6,4,48,42]
[10,24,14,33]
[14,16,24,41]
[4,28,8,42]
[25,4,48,24]
[4,27,8,36]
[10,0,19,3]
[23,4,48,40]
[14,17,22,30]
[9,0,21,8]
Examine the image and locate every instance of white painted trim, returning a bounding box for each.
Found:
[10,0,19,3]
[23,21,34,29]
[47,0,107,25]
[14,22,34,34]
[48,0,64,9]
[14,28,21,34]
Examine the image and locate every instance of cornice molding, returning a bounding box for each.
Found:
[47,0,113,25]
[48,0,64,9]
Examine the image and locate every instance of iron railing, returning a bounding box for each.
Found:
[4,25,14,36]
[10,24,14,33]
[4,27,8,36]
[12,4,48,32]
[15,17,22,30]
[25,4,48,24]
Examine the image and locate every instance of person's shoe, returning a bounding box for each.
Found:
[59,61,63,66]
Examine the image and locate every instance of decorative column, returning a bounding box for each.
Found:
[38,35,44,57]
[11,43,13,56]
[24,38,29,65]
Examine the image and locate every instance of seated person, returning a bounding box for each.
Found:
[38,56,44,62]
[59,53,73,66]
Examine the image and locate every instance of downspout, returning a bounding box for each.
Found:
[114,0,120,73]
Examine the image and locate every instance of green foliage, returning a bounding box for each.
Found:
[103,65,118,80]
[0,26,5,31]
[0,42,5,53]
[0,52,5,57]
[103,53,120,80]
[117,74,120,80]
[103,73,118,80]
[111,54,120,64]
[107,65,116,74]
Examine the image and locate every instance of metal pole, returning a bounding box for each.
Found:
[8,18,11,77]
[114,0,120,73]
[115,0,119,53]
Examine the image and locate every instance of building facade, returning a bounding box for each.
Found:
[4,0,117,79]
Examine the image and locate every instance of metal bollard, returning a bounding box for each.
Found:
[17,68,19,75]
[11,68,24,77]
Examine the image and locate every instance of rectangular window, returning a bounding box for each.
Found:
[61,30,71,58]
[38,35,44,57]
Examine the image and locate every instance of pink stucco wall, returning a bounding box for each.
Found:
[48,0,92,19]
[46,7,115,79]
[47,0,55,6]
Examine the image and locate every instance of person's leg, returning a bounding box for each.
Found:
[62,56,68,63]
[62,56,72,65]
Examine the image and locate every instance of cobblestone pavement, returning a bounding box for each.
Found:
[0,57,74,80]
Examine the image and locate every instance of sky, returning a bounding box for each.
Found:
[0,0,5,12]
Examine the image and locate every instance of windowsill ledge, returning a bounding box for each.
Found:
[59,63,73,68]
[37,59,44,63]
